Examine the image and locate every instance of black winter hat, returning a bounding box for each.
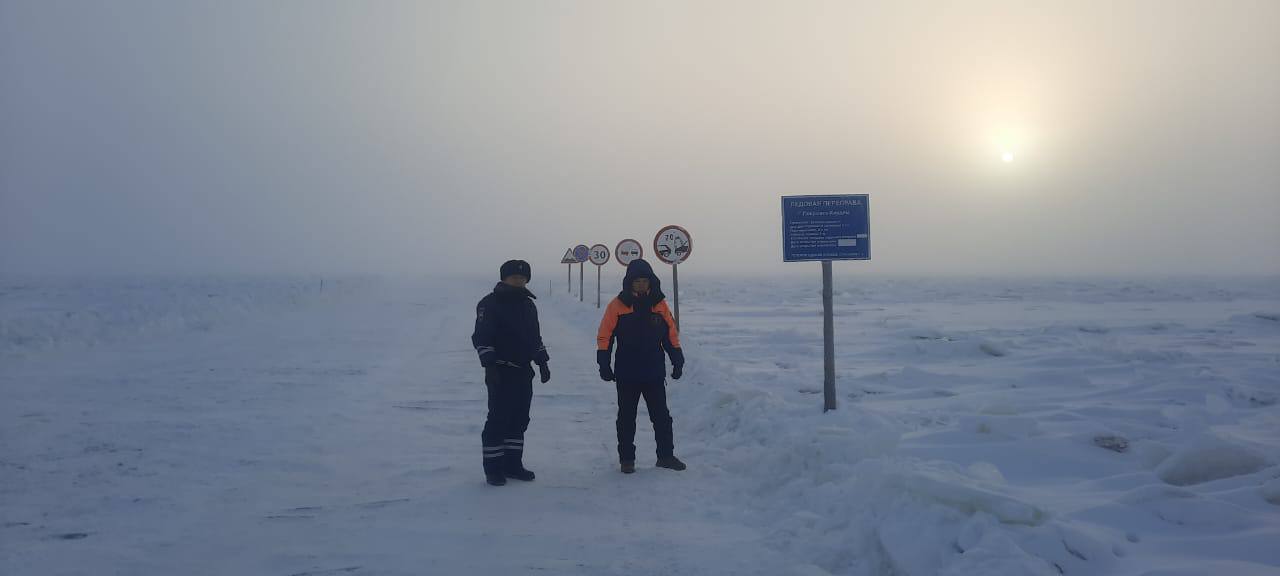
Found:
[500,259,531,281]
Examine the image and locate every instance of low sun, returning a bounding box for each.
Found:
[979,121,1030,168]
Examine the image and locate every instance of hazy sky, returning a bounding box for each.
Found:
[2,0,1277,278]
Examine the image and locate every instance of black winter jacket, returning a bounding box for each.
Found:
[472,283,549,368]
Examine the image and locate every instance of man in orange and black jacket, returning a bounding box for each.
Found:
[596,258,686,474]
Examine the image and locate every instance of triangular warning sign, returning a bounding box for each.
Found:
[561,249,578,264]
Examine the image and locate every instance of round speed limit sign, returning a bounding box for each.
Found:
[654,225,692,264]
[615,239,643,267]
[589,244,610,266]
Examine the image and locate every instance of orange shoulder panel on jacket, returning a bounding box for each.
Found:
[597,298,628,350]
[655,300,681,348]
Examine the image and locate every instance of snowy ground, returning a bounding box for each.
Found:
[3,275,1279,575]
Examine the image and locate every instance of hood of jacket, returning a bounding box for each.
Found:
[618,259,664,306]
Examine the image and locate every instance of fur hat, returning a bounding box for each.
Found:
[500,259,531,281]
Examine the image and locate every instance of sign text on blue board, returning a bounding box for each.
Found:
[781,194,871,262]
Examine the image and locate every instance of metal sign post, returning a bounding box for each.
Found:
[573,245,590,303]
[589,244,611,308]
[672,262,680,329]
[781,194,871,412]
[561,249,577,293]
[654,225,692,331]
[822,261,835,411]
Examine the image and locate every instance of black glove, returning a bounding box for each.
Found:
[538,362,551,383]
[597,349,615,382]
[668,347,685,380]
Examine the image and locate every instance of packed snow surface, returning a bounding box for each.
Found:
[3,276,1279,575]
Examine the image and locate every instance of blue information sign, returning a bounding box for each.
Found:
[781,195,870,262]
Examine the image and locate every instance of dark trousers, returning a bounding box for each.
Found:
[615,379,674,462]
[481,365,533,476]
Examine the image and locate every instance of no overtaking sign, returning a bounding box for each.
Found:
[615,239,643,267]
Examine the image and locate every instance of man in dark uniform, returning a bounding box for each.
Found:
[596,258,686,474]
[472,259,551,486]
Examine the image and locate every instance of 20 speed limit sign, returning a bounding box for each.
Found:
[589,244,611,266]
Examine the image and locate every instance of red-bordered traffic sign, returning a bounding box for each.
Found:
[653,225,692,264]
[560,249,578,264]
[589,244,611,266]
[615,239,643,267]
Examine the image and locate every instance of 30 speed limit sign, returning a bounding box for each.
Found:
[589,244,611,266]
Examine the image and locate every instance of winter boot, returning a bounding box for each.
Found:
[621,460,636,474]
[483,444,506,485]
[655,456,686,471]
[502,437,534,481]
[506,467,536,481]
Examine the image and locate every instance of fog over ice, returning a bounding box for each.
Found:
[2,1,1277,277]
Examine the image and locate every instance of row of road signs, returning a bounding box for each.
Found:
[559,226,693,328]
[561,241,633,267]
[560,227,692,268]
